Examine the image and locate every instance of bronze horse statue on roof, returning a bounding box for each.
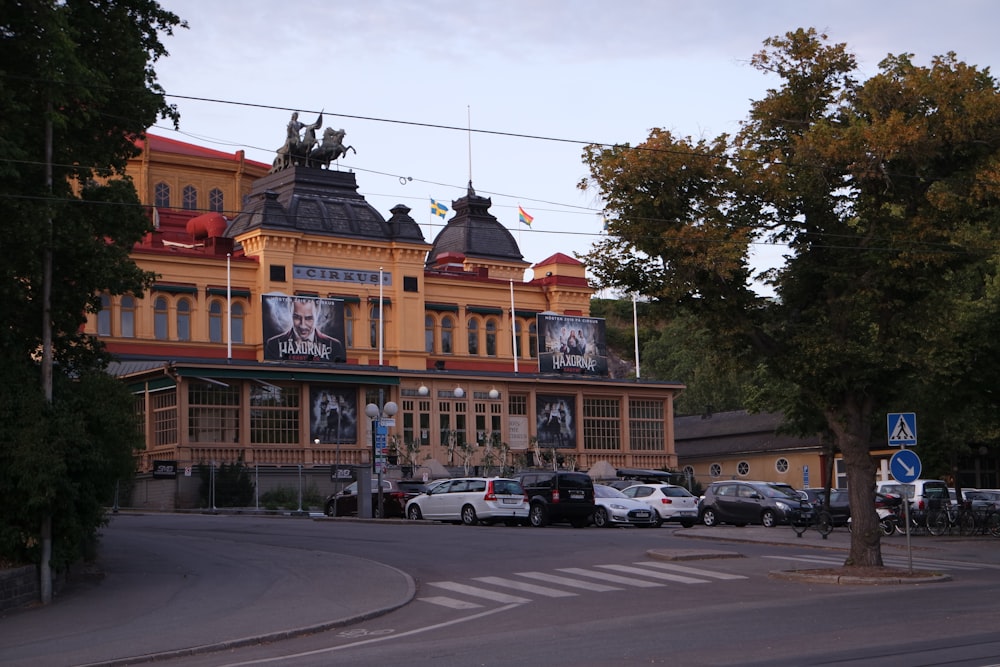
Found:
[309,127,356,169]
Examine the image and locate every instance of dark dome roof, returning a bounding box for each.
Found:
[425,183,524,266]
[226,167,425,243]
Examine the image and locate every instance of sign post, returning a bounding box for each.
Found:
[889,447,922,572]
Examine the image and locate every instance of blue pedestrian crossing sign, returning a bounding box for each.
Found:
[890,449,922,483]
[887,412,917,447]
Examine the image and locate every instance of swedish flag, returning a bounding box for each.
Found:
[430,198,449,218]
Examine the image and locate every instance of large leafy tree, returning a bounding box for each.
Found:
[580,29,1000,567]
[0,1,183,575]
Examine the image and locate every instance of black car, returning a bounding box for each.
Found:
[801,488,851,526]
[324,478,423,518]
[515,470,595,527]
[699,480,814,528]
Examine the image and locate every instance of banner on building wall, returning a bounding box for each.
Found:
[508,416,530,450]
[152,460,177,479]
[536,313,608,375]
[536,395,575,448]
[262,294,346,362]
[310,386,358,444]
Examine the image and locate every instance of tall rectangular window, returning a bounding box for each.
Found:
[189,382,240,443]
[250,384,300,444]
[629,399,665,451]
[583,398,621,451]
[152,389,177,447]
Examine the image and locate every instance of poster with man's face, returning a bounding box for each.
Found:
[262,294,346,362]
[536,313,608,375]
[536,394,575,448]
[310,386,358,444]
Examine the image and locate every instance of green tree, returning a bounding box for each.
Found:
[579,28,1000,567]
[0,0,184,586]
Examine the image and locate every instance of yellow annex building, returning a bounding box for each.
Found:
[89,132,684,508]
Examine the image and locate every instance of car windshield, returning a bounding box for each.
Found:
[594,484,627,499]
[491,479,523,495]
[660,486,693,497]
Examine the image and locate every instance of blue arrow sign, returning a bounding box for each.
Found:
[887,412,917,447]
[890,449,922,483]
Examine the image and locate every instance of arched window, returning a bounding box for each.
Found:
[485,318,498,357]
[208,187,224,213]
[425,315,435,353]
[154,296,169,340]
[176,298,191,341]
[528,321,537,358]
[154,182,170,208]
[231,302,245,343]
[441,315,453,354]
[209,300,223,343]
[182,185,197,210]
[97,293,111,336]
[344,305,354,348]
[467,317,479,355]
[120,296,135,338]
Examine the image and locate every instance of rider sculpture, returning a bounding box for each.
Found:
[271,112,324,172]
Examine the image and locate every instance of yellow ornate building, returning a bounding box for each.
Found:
[90,133,684,506]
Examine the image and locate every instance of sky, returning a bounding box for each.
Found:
[150,1,1000,290]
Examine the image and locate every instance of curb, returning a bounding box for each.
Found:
[768,569,951,585]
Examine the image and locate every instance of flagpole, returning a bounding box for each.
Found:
[633,292,640,379]
[510,279,519,374]
[378,266,384,366]
[226,253,232,360]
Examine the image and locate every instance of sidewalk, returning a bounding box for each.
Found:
[0,521,416,667]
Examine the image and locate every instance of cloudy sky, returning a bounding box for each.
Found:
[151,1,1000,285]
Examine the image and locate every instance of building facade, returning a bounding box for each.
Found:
[87,132,684,506]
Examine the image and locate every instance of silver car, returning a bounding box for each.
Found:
[405,477,528,526]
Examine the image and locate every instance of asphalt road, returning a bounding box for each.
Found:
[3,513,1000,667]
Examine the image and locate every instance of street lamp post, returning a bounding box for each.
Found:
[364,393,398,519]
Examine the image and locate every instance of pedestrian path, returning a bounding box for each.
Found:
[763,553,1000,571]
[418,560,748,609]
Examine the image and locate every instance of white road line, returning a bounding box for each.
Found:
[638,561,749,580]
[428,581,532,603]
[417,596,484,609]
[596,564,709,584]
[556,567,664,588]
[515,571,623,592]
[472,576,579,597]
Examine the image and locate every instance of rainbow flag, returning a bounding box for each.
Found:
[518,205,533,227]
[430,198,449,218]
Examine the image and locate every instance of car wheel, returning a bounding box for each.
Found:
[325,502,336,517]
[761,509,777,528]
[702,508,718,527]
[407,504,422,520]
[461,505,479,526]
[650,510,663,527]
[529,504,548,527]
[680,520,694,528]
[593,507,610,528]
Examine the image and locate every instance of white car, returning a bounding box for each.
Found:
[592,484,659,527]
[405,477,528,526]
[621,483,700,527]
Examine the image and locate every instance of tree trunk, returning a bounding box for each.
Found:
[826,398,884,567]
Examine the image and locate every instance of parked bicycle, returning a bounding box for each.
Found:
[791,508,833,538]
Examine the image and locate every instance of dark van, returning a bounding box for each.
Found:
[515,470,596,528]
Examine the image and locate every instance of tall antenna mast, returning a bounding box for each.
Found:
[467,105,472,184]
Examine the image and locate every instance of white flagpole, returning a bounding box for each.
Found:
[226,253,232,360]
[378,266,384,366]
[633,292,640,379]
[510,279,518,374]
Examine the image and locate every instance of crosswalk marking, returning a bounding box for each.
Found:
[639,561,749,580]
[596,564,709,584]
[472,576,579,597]
[515,571,623,592]
[428,581,531,603]
[556,567,664,588]
[418,595,484,609]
